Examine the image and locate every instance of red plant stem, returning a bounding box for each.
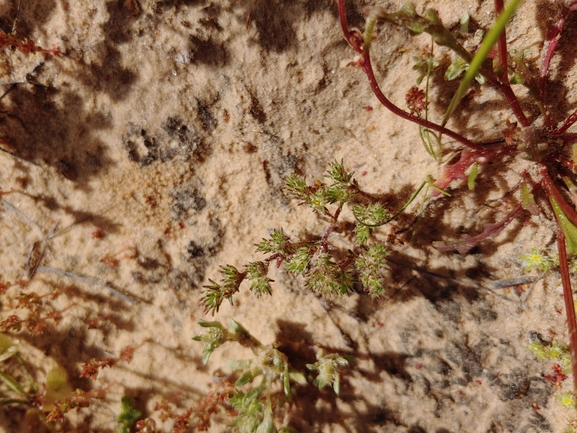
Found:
[555,222,577,392]
[552,152,576,172]
[540,3,577,98]
[337,0,483,151]
[540,165,577,228]
[337,0,362,53]
[361,47,484,151]
[554,109,577,135]
[540,166,577,391]
[539,1,577,124]
[543,165,577,391]
[490,0,530,128]
[564,133,577,144]
[494,0,508,83]
[496,82,531,128]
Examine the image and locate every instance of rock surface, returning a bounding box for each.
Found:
[0,1,575,432]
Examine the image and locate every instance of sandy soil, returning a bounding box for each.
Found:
[0,0,576,432]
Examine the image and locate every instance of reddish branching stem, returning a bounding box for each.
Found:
[541,164,577,391]
[0,31,59,55]
[337,0,363,53]
[492,0,530,128]
[361,49,485,150]
[434,202,524,254]
[337,0,483,151]
[340,0,577,392]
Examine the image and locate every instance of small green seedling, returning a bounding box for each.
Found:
[193,319,352,432]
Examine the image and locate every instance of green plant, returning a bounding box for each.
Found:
[336,0,577,396]
[192,318,352,432]
[118,396,143,433]
[201,161,437,314]
[0,332,73,430]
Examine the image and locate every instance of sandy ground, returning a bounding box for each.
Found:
[0,0,576,431]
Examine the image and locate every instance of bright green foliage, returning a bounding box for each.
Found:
[284,161,358,217]
[444,48,486,84]
[284,174,309,203]
[324,160,357,205]
[285,246,311,274]
[520,249,557,273]
[220,265,244,290]
[306,252,353,296]
[526,340,570,368]
[229,386,267,433]
[201,265,246,314]
[326,160,354,185]
[256,229,292,255]
[306,351,353,395]
[353,202,390,226]
[246,261,273,297]
[355,245,389,297]
[353,202,390,244]
[445,57,469,81]
[521,183,539,215]
[117,396,142,433]
[467,162,479,190]
[192,320,231,364]
[558,392,577,410]
[550,197,577,257]
[201,161,418,314]
[193,319,345,432]
[354,223,372,245]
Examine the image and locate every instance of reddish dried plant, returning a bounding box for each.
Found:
[80,346,136,380]
[0,30,59,55]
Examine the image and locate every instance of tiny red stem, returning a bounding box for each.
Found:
[490,0,531,127]
[361,48,484,151]
[494,0,508,84]
[337,0,362,53]
[540,165,577,228]
[555,223,577,392]
[554,109,577,135]
[337,0,484,151]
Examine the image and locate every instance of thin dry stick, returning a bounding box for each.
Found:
[2,197,137,304]
[36,266,138,304]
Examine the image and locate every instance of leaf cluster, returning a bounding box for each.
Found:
[201,162,402,315]
[193,319,352,432]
